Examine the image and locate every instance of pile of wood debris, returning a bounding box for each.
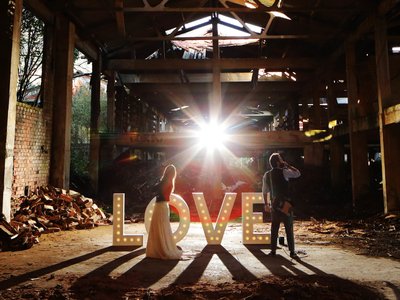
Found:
[0,186,110,251]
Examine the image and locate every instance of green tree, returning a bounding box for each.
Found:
[18,8,44,105]
[71,78,108,176]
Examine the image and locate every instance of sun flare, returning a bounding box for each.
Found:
[196,122,227,151]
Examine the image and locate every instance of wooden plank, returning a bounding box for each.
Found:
[0,0,22,221]
[106,58,318,71]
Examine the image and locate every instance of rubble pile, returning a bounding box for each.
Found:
[0,186,110,251]
[302,213,400,259]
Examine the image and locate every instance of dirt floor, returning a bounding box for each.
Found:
[1,220,399,300]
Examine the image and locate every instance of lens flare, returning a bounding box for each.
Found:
[196,122,227,150]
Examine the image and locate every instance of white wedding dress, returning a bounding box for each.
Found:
[146,201,183,260]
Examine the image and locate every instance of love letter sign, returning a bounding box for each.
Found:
[112,192,270,246]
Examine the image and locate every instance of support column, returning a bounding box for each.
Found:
[50,15,75,189]
[345,41,369,210]
[330,138,346,190]
[211,14,221,122]
[375,17,400,213]
[107,72,116,132]
[292,99,299,130]
[89,57,101,193]
[327,78,346,190]
[327,79,338,123]
[0,0,22,220]
[312,89,322,129]
[210,14,223,200]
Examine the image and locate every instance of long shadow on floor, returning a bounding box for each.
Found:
[70,247,179,299]
[174,245,257,285]
[245,245,328,276]
[0,246,139,291]
[385,281,400,299]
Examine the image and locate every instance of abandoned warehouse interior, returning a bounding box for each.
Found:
[1,0,400,298]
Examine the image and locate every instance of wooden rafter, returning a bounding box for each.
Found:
[126,82,302,93]
[115,0,126,37]
[106,57,318,71]
[73,6,371,14]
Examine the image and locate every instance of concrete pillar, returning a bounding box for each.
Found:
[345,41,369,210]
[0,0,22,220]
[89,57,101,193]
[375,17,400,213]
[50,15,75,189]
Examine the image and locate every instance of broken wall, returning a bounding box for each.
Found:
[12,102,52,211]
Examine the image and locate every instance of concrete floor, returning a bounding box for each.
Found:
[1,223,399,299]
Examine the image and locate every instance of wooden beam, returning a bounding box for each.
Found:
[384,103,400,125]
[100,131,311,149]
[375,16,400,213]
[106,58,317,71]
[0,0,22,221]
[127,81,302,94]
[330,138,346,191]
[75,5,370,14]
[126,34,322,41]
[107,72,116,131]
[75,35,99,61]
[50,15,75,189]
[89,57,102,192]
[24,0,54,24]
[345,41,369,210]
[115,0,126,37]
[212,15,222,121]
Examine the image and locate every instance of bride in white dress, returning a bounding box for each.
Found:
[146,164,183,260]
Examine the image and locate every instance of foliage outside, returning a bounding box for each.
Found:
[71,74,108,177]
[18,8,44,105]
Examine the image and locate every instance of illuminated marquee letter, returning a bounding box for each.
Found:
[113,193,144,246]
[242,192,270,245]
[144,194,191,243]
[193,192,236,245]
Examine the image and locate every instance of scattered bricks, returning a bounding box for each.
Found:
[5,186,111,251]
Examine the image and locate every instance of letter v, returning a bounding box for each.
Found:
[193,192,236,245]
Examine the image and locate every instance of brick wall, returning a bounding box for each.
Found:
[12,103,52,210]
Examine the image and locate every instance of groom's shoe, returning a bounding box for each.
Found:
[290,251,300,259]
